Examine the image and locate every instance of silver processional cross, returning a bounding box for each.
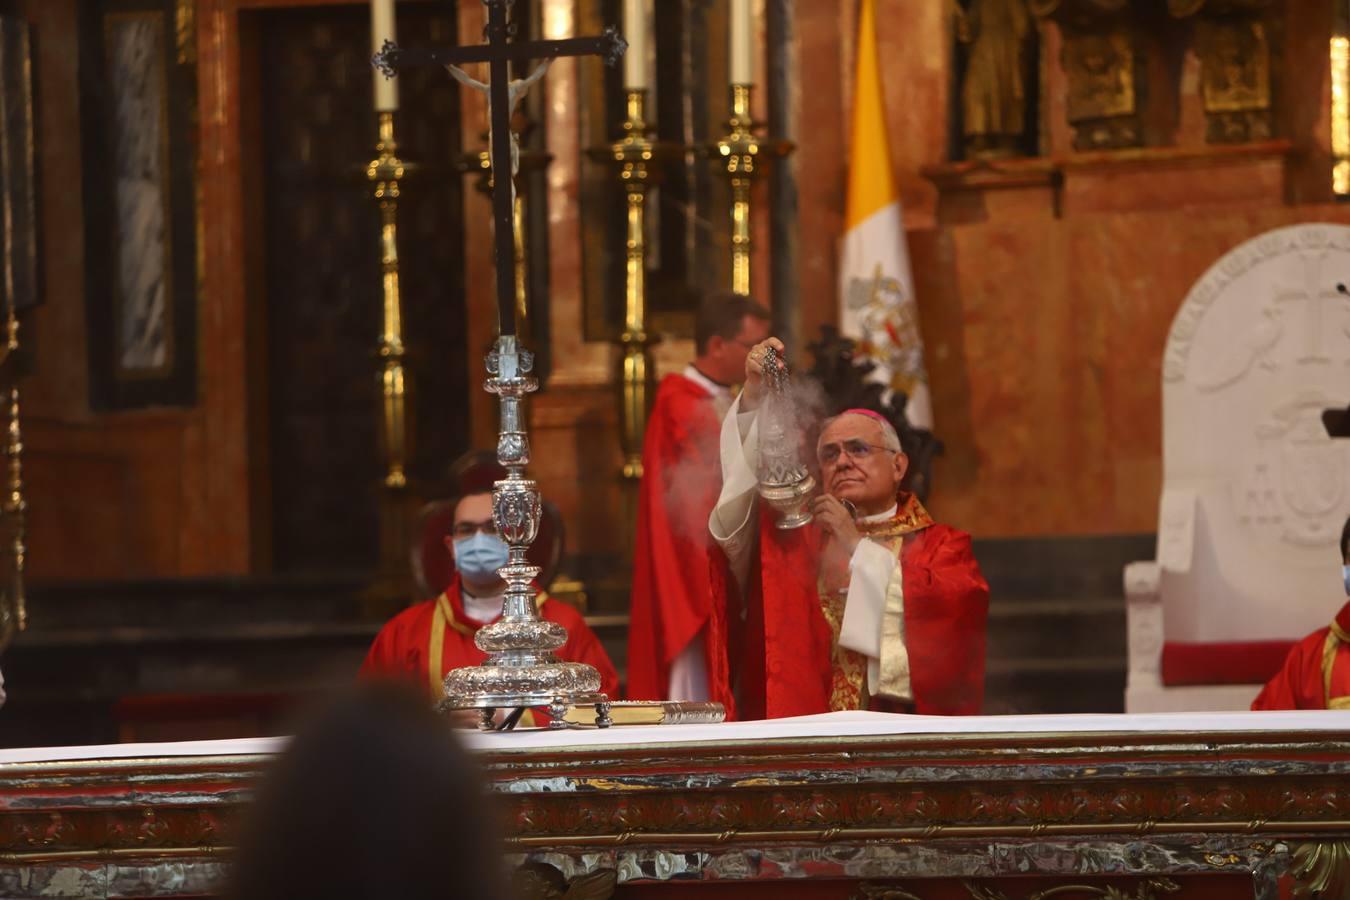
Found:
[373,1,625,730]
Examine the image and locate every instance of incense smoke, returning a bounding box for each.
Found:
[657,374,834,546]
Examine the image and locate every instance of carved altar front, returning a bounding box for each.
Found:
[2,712,1350,898]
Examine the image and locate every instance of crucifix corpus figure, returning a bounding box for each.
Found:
[370,1,626,730]
[446,59,550,200]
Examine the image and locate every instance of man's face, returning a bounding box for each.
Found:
[816,414,908,511]
[442,492,506,590]
[707,314,771,384]
[443,493,497,554]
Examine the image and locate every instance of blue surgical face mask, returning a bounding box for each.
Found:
[1343,565,1350,596]
[453,532,510,582]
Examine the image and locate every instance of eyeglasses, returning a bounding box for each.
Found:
[451,519,498,539]
[818,439,897,466]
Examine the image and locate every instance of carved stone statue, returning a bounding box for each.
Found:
[954,0,1033,158]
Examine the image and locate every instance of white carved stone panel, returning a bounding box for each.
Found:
[1158,224,1350,644]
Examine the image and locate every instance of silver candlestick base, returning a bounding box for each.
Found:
[440,336,611,730]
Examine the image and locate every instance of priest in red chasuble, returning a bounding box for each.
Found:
[360,490,619,704]
[1252,517,1350,710]
[707,338,989,720]
[626,294,770,702]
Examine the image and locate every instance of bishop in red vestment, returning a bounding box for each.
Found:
[361,491,619,705]
[1252,518,1350,710]
[627,295,770,702]
[708,338,989,720]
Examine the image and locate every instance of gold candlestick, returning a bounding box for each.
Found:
[0,309,25,649]
[367,111,412,595]
[459,147,539,340]
[589,89,679,481]
[708,84,792,296]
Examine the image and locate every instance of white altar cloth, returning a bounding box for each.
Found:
[2,709,1349,767]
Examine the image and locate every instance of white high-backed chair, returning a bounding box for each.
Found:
[1126,224,1350,713]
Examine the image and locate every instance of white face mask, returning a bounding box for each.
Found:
[1344,564,1350,597]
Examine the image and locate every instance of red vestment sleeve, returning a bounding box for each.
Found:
[358,630,396,680]
[1251,629,1328,710]
[359,603,429,684]
[901,525,990,716]
[759,515,834,719]
[546,600,622,700]
[627,376,724,700]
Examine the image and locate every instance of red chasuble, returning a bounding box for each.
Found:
[359,576,620,702]
[1251,600,1350,710]
[626,373,725,700]
[710,492,989,720]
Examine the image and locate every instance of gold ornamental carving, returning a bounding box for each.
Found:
[854,885,923,900]
[858,885,923,900]
[1292,840,1350,899]
[1063,29,1135,121]
[1030,0,1140,150]
[855,880,1182,900]
[513,862,617,900]
[174,0,195,65]
[1171,0,1277,144]
[964,879,1180,899]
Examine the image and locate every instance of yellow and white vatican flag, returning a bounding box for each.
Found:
[838,0,932,430]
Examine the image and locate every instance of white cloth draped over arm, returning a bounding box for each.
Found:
[708,393,762,592]
[839,539,912,701]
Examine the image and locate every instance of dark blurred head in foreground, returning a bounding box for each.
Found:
[228,682,506,900]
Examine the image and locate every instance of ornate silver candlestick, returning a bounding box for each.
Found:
[374,0,624,731]
[441,337,612,730]
[756,347,814,529]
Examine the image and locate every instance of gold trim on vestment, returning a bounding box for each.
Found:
[429,590,548,696]
[876,539,911,701]
[820,494,933,710]
[430,594,446,696]
[1323,622,1350,710]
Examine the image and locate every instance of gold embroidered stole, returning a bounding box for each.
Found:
[1324,618,1350,711]
[817,494,934,711]
[428,591,548,697]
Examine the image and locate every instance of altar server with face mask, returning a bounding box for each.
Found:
[360,490,619,718]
